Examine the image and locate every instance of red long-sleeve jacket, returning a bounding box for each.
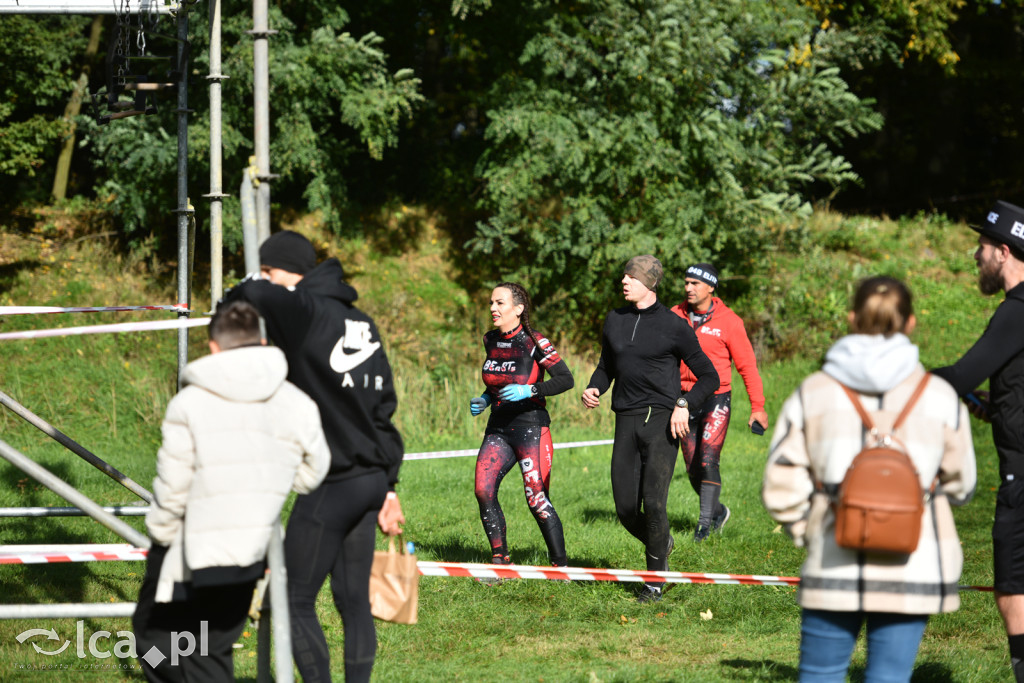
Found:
[670,297,765,412]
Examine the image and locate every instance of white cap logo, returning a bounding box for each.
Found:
[988,211,1000,224]
[1012,221,1024,239]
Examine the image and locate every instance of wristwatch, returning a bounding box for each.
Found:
[675,397,688,410]
[530,385,539,397]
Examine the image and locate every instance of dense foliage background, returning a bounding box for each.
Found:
[1,0,1022,341]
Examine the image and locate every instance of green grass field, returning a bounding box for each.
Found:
[0,209,1011,681]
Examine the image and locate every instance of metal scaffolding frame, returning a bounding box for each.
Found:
[0,2,288,679]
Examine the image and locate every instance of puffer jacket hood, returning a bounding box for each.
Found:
[181,345,288,403]
[822,333,919,394]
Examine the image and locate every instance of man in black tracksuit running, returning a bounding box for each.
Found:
[582,255,719,603]
[933,201,1024,683]
[224,230,404,683]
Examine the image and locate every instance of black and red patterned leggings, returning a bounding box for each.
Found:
[474,424,567,566]
[681,391,732,525]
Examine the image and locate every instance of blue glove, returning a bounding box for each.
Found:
[498,384,534,402]
[469,394,491,416]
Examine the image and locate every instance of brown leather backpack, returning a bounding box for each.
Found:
[832,374,933,555]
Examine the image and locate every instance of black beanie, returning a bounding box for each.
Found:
[259,230,317,275]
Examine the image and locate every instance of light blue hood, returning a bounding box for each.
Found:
[821,333,920,394]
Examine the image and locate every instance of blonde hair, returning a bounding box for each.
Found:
[850,276,913,337]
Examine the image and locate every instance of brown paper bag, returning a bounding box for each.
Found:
[369,535,419,624]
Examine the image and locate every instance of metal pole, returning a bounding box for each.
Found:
[0,439,150,548]
[255,524,292,683]
[241,164,260,273]
[206,0,227,309]
[251,0,273,244]
[0,506,150,517]
[269,523,293,683]
[0,389,153,503]
[175,6,191,389]
[0,603,137,619]
[0,543,142,552]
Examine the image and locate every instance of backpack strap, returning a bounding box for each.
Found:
[837,373,931,435]
[836,373,937,497]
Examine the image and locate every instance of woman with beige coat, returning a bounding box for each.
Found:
[762,276,976,682]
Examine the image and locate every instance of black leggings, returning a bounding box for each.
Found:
[474,424,567,565]
[285,471,387,683]
[610,408,678,572]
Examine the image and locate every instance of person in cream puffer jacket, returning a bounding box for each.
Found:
[763,276,976,683]
[134,301,329,683]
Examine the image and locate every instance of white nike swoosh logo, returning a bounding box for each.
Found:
[329,337,381,373]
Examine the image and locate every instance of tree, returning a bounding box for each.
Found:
[800,0,970,72]
[0,16,89,192]
[467,0,882,339]
[77,4,422,247]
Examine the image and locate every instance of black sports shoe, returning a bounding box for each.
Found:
[636,585,663,604]
[476,554,511,585]
[693,524,711,542]
[711,504,731,533]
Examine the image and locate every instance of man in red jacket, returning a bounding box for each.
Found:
[671,263,768,541]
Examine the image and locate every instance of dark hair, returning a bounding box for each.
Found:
[494,281,543,351]
[209,301,263,350]
[850,276,913,337]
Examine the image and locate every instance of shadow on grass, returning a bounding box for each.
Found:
[0,258,41,297]
[852,662,957,682]
[0,459,134,605]
[718,659,955,682]
[721,658,798,680]
[580,506,617,525]
[907,662,956,682]
[580,506,697,538]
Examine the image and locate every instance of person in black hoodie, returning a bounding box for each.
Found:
[224,230,404,683]
[582,255,719,604]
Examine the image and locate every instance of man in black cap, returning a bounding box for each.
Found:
[224,230,405,683]
[933,200,1024,682]
[582,255,719,603]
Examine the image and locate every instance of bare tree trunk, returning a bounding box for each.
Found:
[52,15,104,202]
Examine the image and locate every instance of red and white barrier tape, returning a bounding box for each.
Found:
[417,561,803,587]
[0,546,994,592]
[0,304,189,315]
[405,439,614,461]
[0,544,148,565]
[0,317,210,341]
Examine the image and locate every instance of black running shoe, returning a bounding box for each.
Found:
[693,524,711,542]
[636,585,663,604]
[476,554,510,585]
[711,505,731,533]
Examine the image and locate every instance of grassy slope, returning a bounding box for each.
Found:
[0,208,1006,681]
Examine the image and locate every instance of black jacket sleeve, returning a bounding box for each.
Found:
[535,359,574,397]
[587,320,615,393]
[677,326,720,409]
[933,298,1024,395]
[371,343,405,488]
